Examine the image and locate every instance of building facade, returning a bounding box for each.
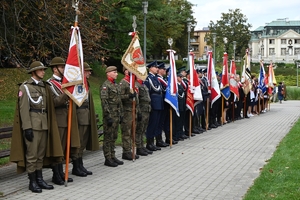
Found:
[190,27,211,60]
[249,19,300,63]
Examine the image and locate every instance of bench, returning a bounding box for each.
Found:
[0,127,12,159]
[0,114,104,159]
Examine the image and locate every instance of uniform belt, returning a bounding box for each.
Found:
[56,105,68,109]
[78,106,89,109]
[30,108,47,113]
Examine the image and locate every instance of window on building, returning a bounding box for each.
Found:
[269,48,275,55]
[281,39,286,44]
[281,48,286,55]
[190,38,197,43]
[269,39,275,44]
[204,46,208,52]
[295,48,300,55]
[295,39,300,44]
[261,48,264,56]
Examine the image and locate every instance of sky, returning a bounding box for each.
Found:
[188,0,300,31]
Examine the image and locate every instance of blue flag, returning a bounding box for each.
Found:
[165,49,179,116]
[258,64,266,94]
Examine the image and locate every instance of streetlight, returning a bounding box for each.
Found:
[212,33,216,67]
[233,41,236,61]
[187,18,192,66]
[142,1,148,64]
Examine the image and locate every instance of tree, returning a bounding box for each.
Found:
[207,8,252,62]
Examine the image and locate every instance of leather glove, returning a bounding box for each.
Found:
[128,92,136,99]
[137,113,142,122]
[119,116,123,124]
[24,129,34,142]
[107,118,113,127]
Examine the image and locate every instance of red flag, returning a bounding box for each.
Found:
[189,52,202,102]
[229,60,239,99]
[207,51,221,106]
[186,83,194,115]
[61,26,88,106]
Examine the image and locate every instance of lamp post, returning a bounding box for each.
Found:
[296,61,299,87]
[142,1,148,64]
[212,33,216,67]
[187,18,192,66]
[233,41,236,61]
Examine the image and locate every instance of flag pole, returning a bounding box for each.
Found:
[206,99,209,130]
[131,16,137,162]
[169,108,172,148]
[65,0,80,187]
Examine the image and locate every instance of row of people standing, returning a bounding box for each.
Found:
[10,58,99,193]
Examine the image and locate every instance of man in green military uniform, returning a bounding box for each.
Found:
[47,57,81,184]
[135,77,152,156]
[75,62,99,174]
[100,66,124,167]
[119,67,139,160]
[10,61,64,193]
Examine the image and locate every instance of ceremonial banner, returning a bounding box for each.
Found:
[121,32,147,81]
[220,53,230,100]
[189,52,203,102]
[229,60,239,99]
[241,49,252,95]
[62,26,88,107]
[165,49,179,116]
[267,63,277,95]
[207,51,221,106]
[258,63,266,94]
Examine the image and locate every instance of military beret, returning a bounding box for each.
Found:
[146,61,158,68]
[186,69,190,74]
[177,72,183,77]
[105,66,117,73]
[202,68,207,73]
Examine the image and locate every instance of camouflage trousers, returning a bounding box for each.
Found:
[120,111,136,153]
[103,115,119,159]
[135,111,150,148]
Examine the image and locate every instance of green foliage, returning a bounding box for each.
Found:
[208,9,252,59]
[243,119,300,199]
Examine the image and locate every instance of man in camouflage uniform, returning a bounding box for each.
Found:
[75,62,99,174]
[10,61,63,193]
[119,67,139,160]
[100,66,124,167]
[47,57,82,184]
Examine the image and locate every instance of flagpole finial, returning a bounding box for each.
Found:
[132,16,137,32]
[168,38,173,49]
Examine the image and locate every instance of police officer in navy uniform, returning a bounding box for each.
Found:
[155,62,169,148]
[144,61,164,151]
[200,68,211,130]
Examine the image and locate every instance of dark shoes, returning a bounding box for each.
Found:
[136,148,148,156]
[165,139,178,145]
[28,172,42,193]
[143,147,153,154]
[112,157,124,165]
[122,152,139,160]
[78,157,92,175]
[36,170,54,190]
[156,140,168,147]
[52,164,65,185]
[72,159,87,177]
[104,158,118,167]
[58,163,73,182]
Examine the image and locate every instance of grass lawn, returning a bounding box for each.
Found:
[243,119,300,199]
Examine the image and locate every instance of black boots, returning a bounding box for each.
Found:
[78,157,92,175]
[58,163,73,182]
[136,148,148,156]
[146,138,157,151]
[52,164,64,185]
[112,157,124,165]
[104,158,118,167]
[36,170,54,190]
[28,172,42,193]
[72,159,87,177]
[122,152,139,160]
[156,135,168,147]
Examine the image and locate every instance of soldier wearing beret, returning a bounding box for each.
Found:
[10,61,64,193]
[75,62,99,174]
[47,57,81,184]
[100,66,124,167]
[144,61,164,151]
